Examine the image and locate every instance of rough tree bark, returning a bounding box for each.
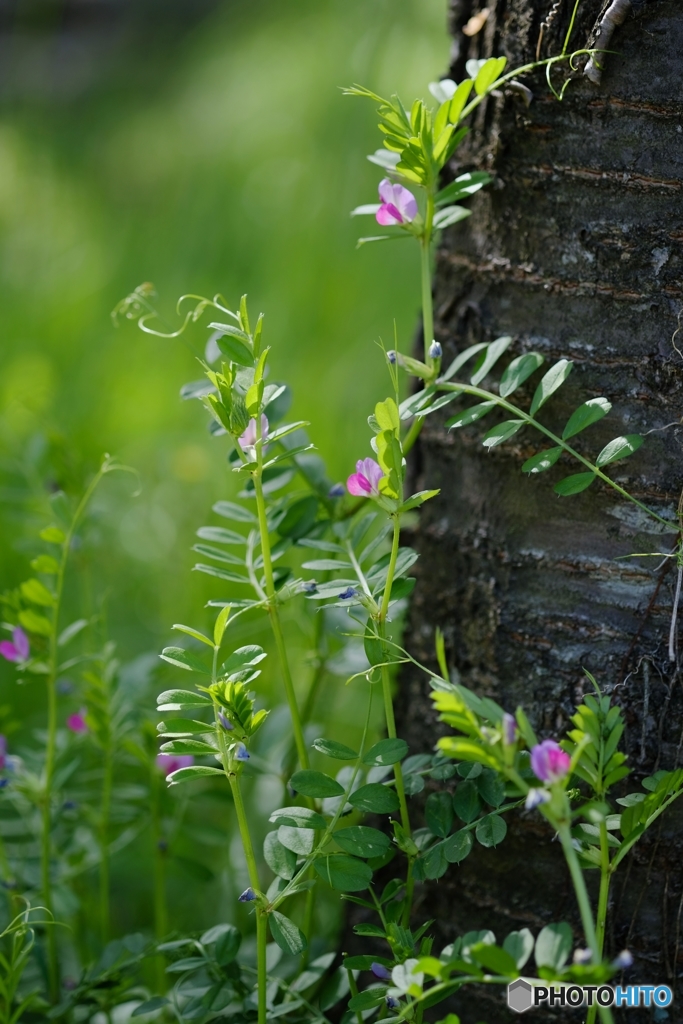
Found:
[400,1,683,1020]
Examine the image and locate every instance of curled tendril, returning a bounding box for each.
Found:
[113,285,241,342]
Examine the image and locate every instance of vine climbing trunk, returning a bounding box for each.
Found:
[400,1,683,1020]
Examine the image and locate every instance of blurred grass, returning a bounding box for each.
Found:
[0,0,449,939]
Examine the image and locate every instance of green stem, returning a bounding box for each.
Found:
[420,211,434,364]
[346,969,364,1024]
[99,741,113,947]
[586,824,612,1024]
[558,825,599,957]
[402,414,424,456]
[150,766,167,993]
[42,463,108,1001]
[252,472,309,771]
[227,774,266,1024]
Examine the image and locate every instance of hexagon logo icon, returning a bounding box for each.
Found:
[508,979,534,1013]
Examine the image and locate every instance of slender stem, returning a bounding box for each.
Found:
[558,825,599,958]
[150,766,167,994]
[228,775,266,1024]
[256,911,267,1024]
[42,463,107,1001]
[252,472,309,771]
[420,211,434,363]
[99,741,113,946]
[586,823,612,1024]
[346,969,364,1024]
[377,518,411,839]
[402,414,424,456]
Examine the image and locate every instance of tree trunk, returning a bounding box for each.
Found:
[401,1,683,1019]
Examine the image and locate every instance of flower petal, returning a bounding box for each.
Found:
[359,458,384,493]
[347,473,372,496]
[395,185,418,222]
[12,627,29,661]
[376,203,403,226]
[0,642,19,663]
[378,177,395,204]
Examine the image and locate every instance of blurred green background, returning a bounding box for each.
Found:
[0,0,448,943]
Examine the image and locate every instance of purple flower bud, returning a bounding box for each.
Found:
[502,713,517,746]
[66,709,89,734]
[612,950,633,970]
[387,350,397,364]
[302,580,318,594]
[429,341,442,360]
[0,779,9,790]
[62,800,78,811]
[525,787,551,810]
[235,742,250,761]
[157,838,168,852]
[218,709,233,731]
[530,739,571,784]
[238,887,257,902]
[371,963,392,981]
[338,587,357,600]
[385,995,400,1010]
[328,483,345,499]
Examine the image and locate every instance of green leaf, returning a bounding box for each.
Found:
[314,854,373,892]
[269,806,328,829]
[441,342,488,382]
[302,559,350,571]
[193,563,250,584]
[21,578,55,607]
[157,718,212,737]
[482,419,524,448]
[172,624,214,648]
[192,544,244,567]
[400,489,440,513]
[264,832,297,880]
[436,171,490,206]
[278,825,315,856]
[562,397,612,440]
[212,331,254,367]
[366,548,418,585]
[596,434,644,467]
[167,766,224,785]
[426,792,454,838]
[443,829,473,864]
[57,619,89,646]
[448,78,474,123]
[30,554,59,574]
[213,606,231,647]
[521,447,563,474]
[18,609,52,636]
[503,928,535,970]
[291,770,344,798]
[446,401,496,430]
[196,525,245,546]
[362,739,409,767]
[349,784,400,815]
[269,911,307,955]
[554,472,596,496]
[471,337,513,386]
[159,647,210,674]
[423,843,449,880]
[39,526,66,544]
[312,738,359,760]
[499,353,544,398]
[157,689,212,711]
[535,922,572,970]
[433,205,471,230]
[348,988,386,1011]
[475,814,507,848]
[335,826,391,858]
[469,942,517,976]
[529,359,573,416]
[159,738,217,755]
[453,780,482,823]
[475,56,507,95]
[132,998,169,1017]
[212,500,257,523]
[221,644,267,677]
[277,496,319,540]
[476,770,506,807]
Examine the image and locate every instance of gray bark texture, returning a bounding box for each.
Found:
[399,1,683,1020]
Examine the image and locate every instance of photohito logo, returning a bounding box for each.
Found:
[507,980,673,1013]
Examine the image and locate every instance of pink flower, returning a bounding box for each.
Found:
[0,627,29,663]
[347,458,384,497]
[239,415,269,451]
[156,754,194,777]
[67,709,88,733]
[376,178,418,226]
[530,739,571,784]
